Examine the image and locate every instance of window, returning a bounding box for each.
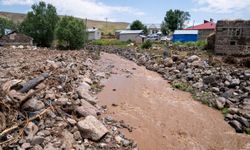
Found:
[230,41,236,45]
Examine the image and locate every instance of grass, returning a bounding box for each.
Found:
[173,40,208,49]
[221,107,229,115]
[90,39,129,47]
[245,128,250,135]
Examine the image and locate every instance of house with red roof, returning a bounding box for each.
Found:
[185,19,216,41]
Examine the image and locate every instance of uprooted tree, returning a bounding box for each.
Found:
[56,16,87,50]
[20,1,59,47]
[161,9,190,35]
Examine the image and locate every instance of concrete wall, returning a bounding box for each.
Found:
[215,20,250,55]
[198,29,214,41]
[119,33,139,41]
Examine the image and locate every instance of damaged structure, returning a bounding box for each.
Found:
[0,31,33,46]
[214,20,250,55]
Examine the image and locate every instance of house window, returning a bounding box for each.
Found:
[228,28,242,37]
[230,41,236,45]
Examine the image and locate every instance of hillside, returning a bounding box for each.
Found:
[0,11,129,34]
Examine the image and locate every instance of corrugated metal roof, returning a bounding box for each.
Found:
[174,30,198,35]
[87,28,99,32]
[120,30,143,34]
[185,22,216,30]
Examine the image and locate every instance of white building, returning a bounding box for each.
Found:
[146,24,161,35]
[87,28,101,40]
[118,30,143,42]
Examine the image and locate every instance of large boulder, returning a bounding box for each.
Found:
[22,98,45,111]
[187,55,200,62]
[77,115,108,141]
[76,100,99,117]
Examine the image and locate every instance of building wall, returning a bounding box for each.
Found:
[172,34,198,42]
[119,33,140,41]
[198,29,214,40]
[88,31,101,40]
[215,20,250,55]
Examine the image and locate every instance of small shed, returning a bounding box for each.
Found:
[0,31,33,46]
[135,35,146,44]
[119,30,143,42]
[87,28,101,40]
[172,30,198,42]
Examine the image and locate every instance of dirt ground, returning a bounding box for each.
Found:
[96,52,250,150]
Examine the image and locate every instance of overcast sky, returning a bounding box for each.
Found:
[0,0,250,25]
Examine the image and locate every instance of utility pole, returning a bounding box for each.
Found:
[105,17,108,34]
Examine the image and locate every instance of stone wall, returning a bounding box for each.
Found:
[198,29,214,41]
[215,20,250,55]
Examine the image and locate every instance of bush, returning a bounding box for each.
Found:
[56,16,87,50]
[20,1,59,47]
[141,40,152,49]
[173,40,207,49]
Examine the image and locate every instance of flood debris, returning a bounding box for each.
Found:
[0,47,137,149]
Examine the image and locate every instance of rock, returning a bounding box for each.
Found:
[56,97,68,105]
[235,116,250,127]
[215,99,224,109]
[203,75,217,85]
[67,118,77,125]
[228,108,239,114]
[0,112,6,132]
[176,63,185,71]
[21,143,31,149]
[44,143,58,150]
[22,98,45,111]
[74,144,85,150]
[25,122,39,141]
[164,58,173,67]
[79,92,97,105]
[191,60,204,68]
[231,79,240,87]
[212,87,220,93]
[76,100,99,117]
[187,55,200,62]
[73,131,82,141]
[61,130,74,150]
[229,120,243,133]
[77,115,108,141]
[244,70,250,77]
[193,82,204,89]
[32,145,43,150]
[77,82,91,93]
[31,136,45,145]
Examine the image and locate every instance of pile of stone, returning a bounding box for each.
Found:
[0,47,137,150]
[86,45,250,134]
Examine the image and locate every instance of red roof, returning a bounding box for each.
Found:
[185,22,216,30]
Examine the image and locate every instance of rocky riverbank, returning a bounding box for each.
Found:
[86,45,250,134]
[0,47,137,150]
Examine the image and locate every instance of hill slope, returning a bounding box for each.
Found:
[0,11,129,34]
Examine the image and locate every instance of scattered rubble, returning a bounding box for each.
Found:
[0,47,137,149]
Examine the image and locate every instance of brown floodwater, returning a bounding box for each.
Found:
[96,52,250,150]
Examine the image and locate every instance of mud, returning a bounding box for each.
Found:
[97,52,250,150]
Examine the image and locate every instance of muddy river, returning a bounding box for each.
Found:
[96,53,250,150]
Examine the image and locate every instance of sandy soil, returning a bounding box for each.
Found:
[96,52,250,150]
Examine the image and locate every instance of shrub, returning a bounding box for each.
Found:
[141,40,152,49]
[91,39,128,46]
[56,16,87,50]
[0,17,16,36]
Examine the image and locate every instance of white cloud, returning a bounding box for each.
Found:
[193,0,250,13]
[1,0,33,5]
[0,0,145,21]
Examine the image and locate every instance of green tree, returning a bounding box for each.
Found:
[161,9,190,34]
[56,16,87,50]
[130,20,144,30]
[0,17,16,36]
[20,1,59,47]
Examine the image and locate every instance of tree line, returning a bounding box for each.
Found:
[0,1,190,49]
[0,1,87,49]
[129,9,190,35]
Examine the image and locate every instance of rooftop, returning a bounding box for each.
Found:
[185,22,216,30]
[174,30,198,35]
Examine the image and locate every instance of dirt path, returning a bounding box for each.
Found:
[96,53,250,150]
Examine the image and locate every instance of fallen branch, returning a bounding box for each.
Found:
[0,107,51,140]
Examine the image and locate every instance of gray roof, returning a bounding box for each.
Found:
[174,30,198,35]
[119,30,143,34]
[146,24,161,29]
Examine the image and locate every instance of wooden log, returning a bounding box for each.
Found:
[19,73,49,93]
